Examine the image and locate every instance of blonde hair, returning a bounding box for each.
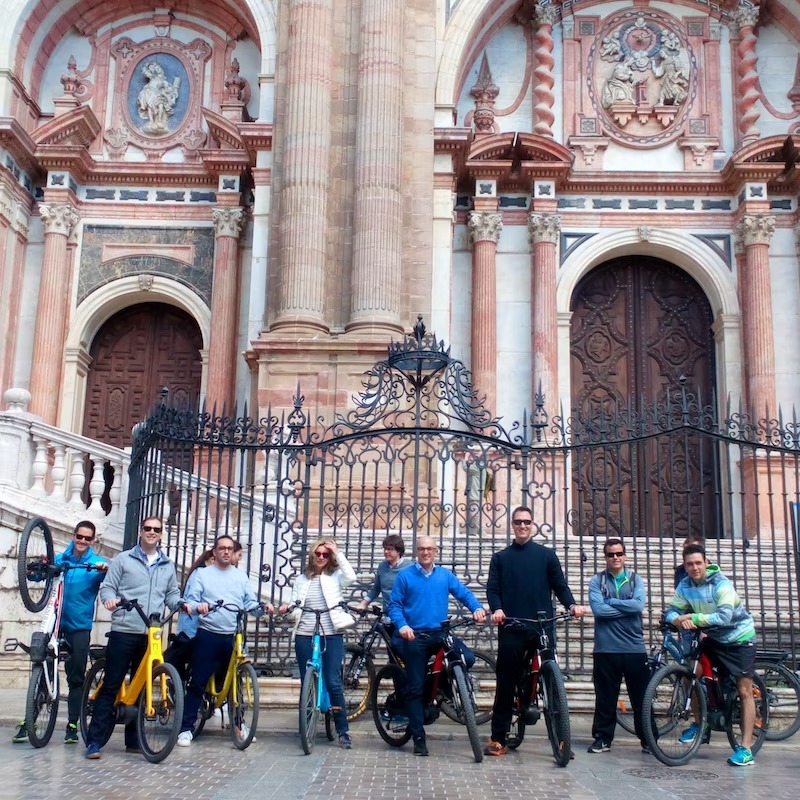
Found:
[304,537,338,577]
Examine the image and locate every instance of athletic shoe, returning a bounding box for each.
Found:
[587,737,611,753]
[12,723,28,743]
[64,723,79,744]
[727,745,754,767]
[678,722,710,744]
[380,710,408,725]
[413,737,428,756]
[177,731,193,747]
[484,740,507,756]
[338,732,352,749]
[85,743,102,759]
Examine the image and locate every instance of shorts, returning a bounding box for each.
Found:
[701,638,756,679]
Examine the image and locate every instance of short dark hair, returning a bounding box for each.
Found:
[511,506,533,522]
[603,538,625,556]
[74,520,96,537]
[683,543,707,561]
[213,535,237,550]
[382,534,405,556]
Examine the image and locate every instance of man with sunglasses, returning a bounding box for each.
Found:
[587,538,650,754]
[84,515,182,760]
[484,506,586,756]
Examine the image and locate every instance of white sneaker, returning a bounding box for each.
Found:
[176,731,192,747]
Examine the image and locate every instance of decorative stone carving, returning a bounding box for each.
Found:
[469,53,499,134]
[137,62,181,136]
[225,58,245,101]
[638,225,653,242]
[61,56,82,97]
[138,274,155,291]
[733,3,760,144]
[468,211,503,245]
[212,206,245,238]
[528,212,561,245]
[736,215,775,247]
[532,2,557,138]
[40,204,80,237]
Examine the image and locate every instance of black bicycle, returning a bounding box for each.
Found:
[754,650,800,741]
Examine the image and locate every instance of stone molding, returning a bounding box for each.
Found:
[39,204,79,237]
[212,206,245,238]
[468,211,503,245]
[528,212,561,245]
[736,215,775,247]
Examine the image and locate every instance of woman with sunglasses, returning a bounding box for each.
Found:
[279,537,356,748]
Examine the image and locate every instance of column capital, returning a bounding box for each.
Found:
[736,214,775,246]
[39,203,79,237]
[733,3,759,31]
[212,206,245,238]
[468,211,503,245]
[533,2,559,28]
[527,212,561,245]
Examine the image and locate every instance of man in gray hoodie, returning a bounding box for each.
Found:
[84,515,182,760]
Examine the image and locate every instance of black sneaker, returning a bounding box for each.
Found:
[587,737,611,753]
[12,723,28,744]
[413,737,429,757]
[65,724,79,744]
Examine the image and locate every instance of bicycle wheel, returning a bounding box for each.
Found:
[230,662,259,750]
[540,660,570,767]
[324,710,335,740]
[342,644,375,721]
[80,657,114,747]
[371,664,412,747]
[25,661,59,747]
[451,663,483,762]
[642,663,706,767]
[299,668,320,754]
[757,660,800,741]
[18,517,55,612]
[137,662,184,764]
[726,672,769,755]
[192,693,215,740]
[440,649,496,726]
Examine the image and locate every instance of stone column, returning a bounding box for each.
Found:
[206,206,245,412]
[733,4,760,146]
[737,214,775,418]
[347,0,404,334]
[467,211,502,410]
[29,203,79,424]
[271,0,332,333]
[532,2,558,138]
[528,212,561,411]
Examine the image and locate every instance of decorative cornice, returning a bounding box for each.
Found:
[32,105,101,149]
[212,206,245,238]
[468,211,503,245]
[528,212,561,245]
[0,117,39,176]
[736,214,775,246]
[39,203,79,236]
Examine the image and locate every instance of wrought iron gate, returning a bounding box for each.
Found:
[126,319,800,673]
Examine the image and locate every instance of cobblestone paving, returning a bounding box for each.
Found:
[0,723,796,800]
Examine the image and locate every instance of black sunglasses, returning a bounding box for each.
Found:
[74,533,94,542]
[142,525,163,533]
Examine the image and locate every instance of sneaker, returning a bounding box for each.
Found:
[413,737,428,757]
[587,737,611,753]
[380,710,409,725]
[12,723,28,744]
[176,731,192,747]
[484,740,507,756]
[85,743,102,759]
[727,745,754,767]
[338,732,352,749]
[64,723,79,744]
[678,722,710,744]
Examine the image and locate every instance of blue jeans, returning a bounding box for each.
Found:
[295,634,348,735]
[181,628,234,733]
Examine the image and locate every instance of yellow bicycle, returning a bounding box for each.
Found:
[80,598,184,763]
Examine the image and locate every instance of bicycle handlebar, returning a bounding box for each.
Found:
[205,599,270,619]
[116,597,182,627]
[501,612,574,628]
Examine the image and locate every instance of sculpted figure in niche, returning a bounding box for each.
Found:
[652,32,689,106]
[137,61,181,135]
[601,57,635,107]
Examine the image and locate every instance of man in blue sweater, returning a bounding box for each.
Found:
[587,537,650,754]
[387,535,486,756]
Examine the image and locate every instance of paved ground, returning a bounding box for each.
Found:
[1,699,798,800]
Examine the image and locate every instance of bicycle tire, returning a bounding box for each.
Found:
[642,663,706,767]
[137,662,184,764]
[192,693,215,739]
[325,710,335,741]
[299,668,319,754]
[440,649,496,726]
[342,644,375,721]
[25,661,58,747]
[451,663,483,762]
[726,671,769,755]
[371,664,412,747]
[506,695,527,750]
[540,660,570,767]
[756,660,800,741]
[230,662,259,750]
[80,657,114,747]
[18,517,55,613]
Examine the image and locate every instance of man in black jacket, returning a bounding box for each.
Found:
[484,506,586,756]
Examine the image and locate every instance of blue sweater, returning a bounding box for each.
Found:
[366,557,412,608]
[55,544,107,632]
[185,564,260,635]
[387,562,482,631]
[588,569,646,654]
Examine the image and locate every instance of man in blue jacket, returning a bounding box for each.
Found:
[12,520,108,745]
[387,535,486,757]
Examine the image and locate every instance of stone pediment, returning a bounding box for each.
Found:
[32,106,101,149]
[0,117,39,175]
[722,134,800,190]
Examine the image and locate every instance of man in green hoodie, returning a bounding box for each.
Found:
[665,544,756,767]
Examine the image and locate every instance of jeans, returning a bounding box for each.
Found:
[181,628,234,732]
[295,634,348,735]
[63,629,91,725]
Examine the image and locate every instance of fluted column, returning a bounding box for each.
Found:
[271,0,332,333]
[206,207,245,412]
[347,0,404,333]
[737,214,775,417]
[468,211,502,411]
[29,203,79,423]
[733,3,760,146]
[528,212,561,410]
[532,2,558,138]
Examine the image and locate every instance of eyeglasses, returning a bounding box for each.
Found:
[512,519,532,525]
[417,547,436,552]
[314,551,331,559]
[74,534,94,542]
[142,525,163,533]
[216,546,234,552]
[605,552,624,558]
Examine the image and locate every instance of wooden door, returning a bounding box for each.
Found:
[569,258,718,538]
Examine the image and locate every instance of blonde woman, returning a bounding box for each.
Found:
[280,537,356,747]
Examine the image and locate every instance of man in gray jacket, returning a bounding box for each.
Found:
[84,516,182,759]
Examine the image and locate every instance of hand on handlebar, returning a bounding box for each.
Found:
[569,604,588,618]
[491,609,506,624]
[104,598,121,611]
[472,607,487,623]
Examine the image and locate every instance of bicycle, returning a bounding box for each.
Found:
[5,517,106,747]
[641,623,769,766]
[187,601,261,750]
[370,618,485,762]
[754,650,800,741]
[342,603,497,724]
[500,613,572,767]
[79,598,185,763]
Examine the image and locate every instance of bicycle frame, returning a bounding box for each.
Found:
[205,611,251,708]
[310,630,333,712]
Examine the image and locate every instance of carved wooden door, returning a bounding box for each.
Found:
[569,258,718,538]
[83,303,202,449]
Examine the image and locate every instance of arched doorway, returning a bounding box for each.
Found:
[82,303,203,449]
[569,257,718,539]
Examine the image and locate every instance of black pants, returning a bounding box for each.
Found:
[591,651,650,745]
[63,629,91,725]
[181,629,234,733]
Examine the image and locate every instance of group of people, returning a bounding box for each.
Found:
[13,508,759,768]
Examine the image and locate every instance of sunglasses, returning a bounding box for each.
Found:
[512,519,532,525]
[605,551,624,558]
[314,551,331,558]
[74,533,94,542]
[142,525,163,533]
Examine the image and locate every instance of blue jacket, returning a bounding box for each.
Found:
[55,544,108,632]
[588,569,646,654]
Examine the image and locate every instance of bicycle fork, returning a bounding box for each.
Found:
[312,636,332,712]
